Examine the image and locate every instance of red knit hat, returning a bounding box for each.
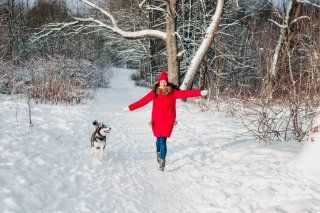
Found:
[158,71,168,82]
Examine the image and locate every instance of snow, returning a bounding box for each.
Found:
[1,67,320,212]
[295,108,320,174]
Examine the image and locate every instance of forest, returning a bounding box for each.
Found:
[0,0,319,143]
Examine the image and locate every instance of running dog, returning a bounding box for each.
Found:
[91,120,111,160]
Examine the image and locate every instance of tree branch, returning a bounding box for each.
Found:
[32,21,79,42]
[34,0,167,42]
[180,0,224,90]
[74,17,166,40]
[297,0,320,8]
[80,0,117,25]
[268,19,286,28]
[290,16,311,25]
[79,0,166,40]
[139,0,148,8]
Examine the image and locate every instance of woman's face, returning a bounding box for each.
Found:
[159,80,167,88]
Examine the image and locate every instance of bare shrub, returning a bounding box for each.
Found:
[5,55,111,104]
[130,72,141,81]
[0,60,14,94]
[130,72,149,87]
[234,97,318,144]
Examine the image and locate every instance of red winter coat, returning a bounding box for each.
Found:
[128,87,201,138]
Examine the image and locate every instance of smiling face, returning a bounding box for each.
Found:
[159,80,167,88]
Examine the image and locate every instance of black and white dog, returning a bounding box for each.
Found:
[91,120,111,160]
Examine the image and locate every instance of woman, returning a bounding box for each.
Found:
[123,71,208,171]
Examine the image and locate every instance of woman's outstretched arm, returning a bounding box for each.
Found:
[128,90,154,111]
[174,90,208,99]
[174,90,201,99]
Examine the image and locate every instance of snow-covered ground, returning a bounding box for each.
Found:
[0,68,319,213]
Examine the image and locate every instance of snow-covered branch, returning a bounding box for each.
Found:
[268,19,286,28]
[32,21,79,42]
[79,0,166,40]
[139,0,148,8]
[80,0,117,25]
[290,16,311,24]
[74,17,166,40]
[297,0,320,8]
[33,0,166,42]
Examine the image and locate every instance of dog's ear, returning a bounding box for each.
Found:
[93,120,98,126]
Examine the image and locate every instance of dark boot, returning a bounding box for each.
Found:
[157,152,160,163]
[159,159,166,171]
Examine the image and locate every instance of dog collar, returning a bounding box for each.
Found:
[95,127,106,140]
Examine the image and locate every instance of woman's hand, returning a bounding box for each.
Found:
[201,90,208,97]
[122,107,130,112]
[148,121,154,128]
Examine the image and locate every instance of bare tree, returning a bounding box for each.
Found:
[34,0,225,87]
[180,0,224,90]
[266,0,304,97]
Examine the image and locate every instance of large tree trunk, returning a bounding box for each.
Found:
[166,0,179,86]
[199,57,207,90]
[7,0,15,60]
[180,0,224,90]
[266,0,302,97]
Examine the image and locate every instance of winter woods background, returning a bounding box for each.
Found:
[0,0,112,104]
[0,0,319,143]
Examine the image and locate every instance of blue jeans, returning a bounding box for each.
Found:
[156,137,167,160]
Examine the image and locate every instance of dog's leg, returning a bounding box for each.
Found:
[101,143,106,161]
[94,148,98,158]
[91,146,95,155]
[99,148,103,161]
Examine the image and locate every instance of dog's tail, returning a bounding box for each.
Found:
[93,120,98,126]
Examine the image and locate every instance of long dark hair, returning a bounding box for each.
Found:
[153,82,180,97]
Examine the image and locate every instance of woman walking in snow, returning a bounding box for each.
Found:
[123,71,208,171]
